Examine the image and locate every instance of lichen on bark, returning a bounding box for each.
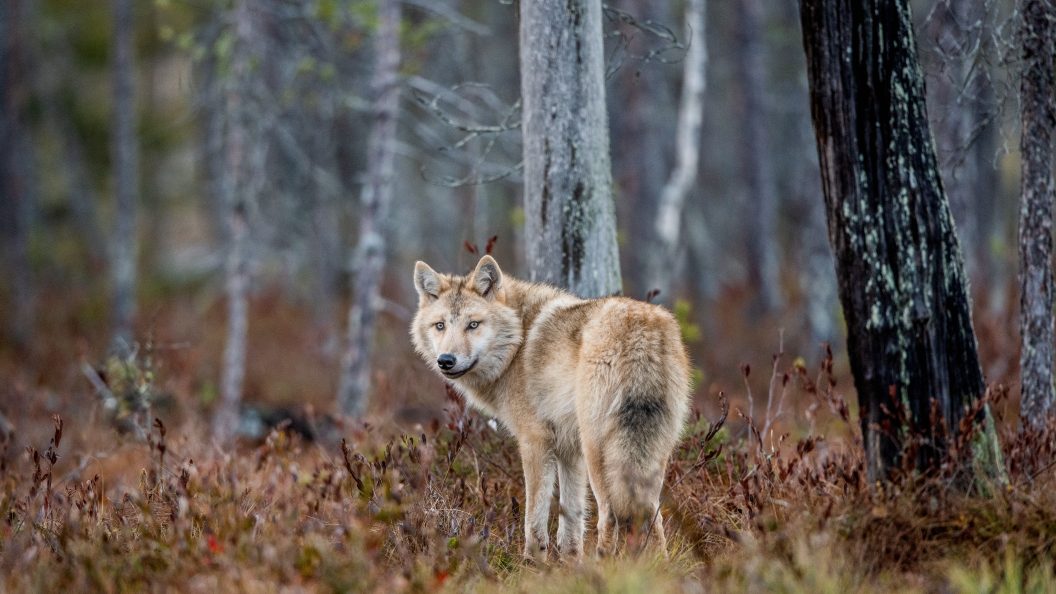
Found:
[800,0,1004,483]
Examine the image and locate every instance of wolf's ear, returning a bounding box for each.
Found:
[471,255,503,300]
[414,261,442,299]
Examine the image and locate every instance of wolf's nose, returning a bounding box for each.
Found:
[437,354,457,370]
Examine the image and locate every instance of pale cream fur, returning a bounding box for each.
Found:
[411,255,691,560]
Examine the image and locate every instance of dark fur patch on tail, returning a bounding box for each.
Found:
[616,395,669,460]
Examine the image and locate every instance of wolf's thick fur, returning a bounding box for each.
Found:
[411,256,691,560]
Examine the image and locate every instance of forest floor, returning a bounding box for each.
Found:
[2,285,1054,593]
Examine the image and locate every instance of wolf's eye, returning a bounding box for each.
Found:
[467,321,480,330]
[435,321,445,331]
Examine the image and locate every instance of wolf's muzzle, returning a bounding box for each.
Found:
[441,359,477,379]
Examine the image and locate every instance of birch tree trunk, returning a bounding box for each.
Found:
[800,0,1000,481]
[110,0,139,354]
[612,0,674,296]
[1018,0,1056,427]
[213,0,256,443]
[649,0,706,301]
[735,0,782,312]
[520,0,621,298]
[336,0,402,417]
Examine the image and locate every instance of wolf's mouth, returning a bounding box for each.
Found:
[442,359,477,379]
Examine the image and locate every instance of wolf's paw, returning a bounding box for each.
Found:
[522,541,550,565]
[556,543,583,564]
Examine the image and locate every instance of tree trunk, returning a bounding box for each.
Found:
[110,0,139,354]
[520,0,621,298]
[1018,0,1056,427]
[0,0,35,351]
[611,0,675,297]
[213,0,256,444]
[53,107,107,270]
[649,0,706,301]
[777,0,837,346]
[337,0,402,417]
[735,0,782,312]
[927,1,998,286]
[799,0,996,481]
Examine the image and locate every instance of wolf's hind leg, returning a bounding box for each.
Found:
[556,452,586,560]
[519,433,555,562]
[582,436,614,557]
[646,506,668,558]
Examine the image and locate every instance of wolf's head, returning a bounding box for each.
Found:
[410,255,524,385]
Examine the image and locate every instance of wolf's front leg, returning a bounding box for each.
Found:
[556,453,586,560]
[519,436,555,562]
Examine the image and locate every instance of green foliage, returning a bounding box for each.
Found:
[948,551,1056,594]
[672,299,704,389]
[314,0,340,27]
[673,299,701,343]
[43,0,110,67]
[100,348,158,435]
[509,206,526,228]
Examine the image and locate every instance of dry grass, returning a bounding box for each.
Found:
[4,342,1056,594]
[2,283,1054,593]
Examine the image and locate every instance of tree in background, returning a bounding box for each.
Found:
[337,0,402,417]
[213,0,262,443]
[925,1,1001,288]
[0,0,36,351]
[650,0,706,301]
[772,1,837,347]
[1017,0,1056,427]
[800,0,1000,480]
[609,0,676,297]
[520,0,621,298]
[735,0,781,313]
[109,0,139,354]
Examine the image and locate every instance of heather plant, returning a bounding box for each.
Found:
[4,346,1056,592]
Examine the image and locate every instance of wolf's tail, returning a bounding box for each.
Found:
[577,302,691,528]
[602,390,684,520]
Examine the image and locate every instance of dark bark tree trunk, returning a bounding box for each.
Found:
[520,0,621,298]
[337,0,402,417]
[1017,0,1056,427]
[800,0,996,480]
[735,0,782,313]
[0,0,36,351]
[110,0,139,354]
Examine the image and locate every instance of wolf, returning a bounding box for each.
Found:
[411,255,692,560]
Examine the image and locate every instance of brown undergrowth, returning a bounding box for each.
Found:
[3,344,1056,593]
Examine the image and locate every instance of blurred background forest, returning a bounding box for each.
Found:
[0,0,1026,442]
